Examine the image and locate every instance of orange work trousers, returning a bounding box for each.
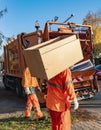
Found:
[25,94,43,118]
[49,109,71,130]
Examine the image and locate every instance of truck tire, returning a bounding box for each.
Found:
[21,87,26,98]
[15,79,22,97]
[3,76,10,90]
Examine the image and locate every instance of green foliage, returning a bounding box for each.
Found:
[83,10,101,57]
[0,8,7,18]
[94,43,101,57]
[0,8,8,49]
[0,110,79,130]
[0,33,5,49]
[0,112,51,130]
[0,32,14,49]
[94,26,101,44]
[0,116,51,130]
[83,11,101,43]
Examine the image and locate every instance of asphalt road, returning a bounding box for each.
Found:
[0,73,25,119]
[72,80,101,130]
[79,80,101,113]
[0,73,101,115]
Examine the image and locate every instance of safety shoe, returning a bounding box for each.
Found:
[25,109,31,118]
[38,116,47,121]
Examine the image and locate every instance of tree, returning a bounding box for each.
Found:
[83,10,101,57]
[0,8,8,49]
[0,8,7,18]
[83,11,101,43]
[94,43,101,58]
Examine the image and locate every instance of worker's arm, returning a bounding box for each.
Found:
[62,69,76,99]
[62,69,79,110]
[22,67,40,96]
[73,98,79,110]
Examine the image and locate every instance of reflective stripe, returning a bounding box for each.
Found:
[48,81,63,89]
[29,87,36,94]
[64,80,72,87]
[48,80,72,90]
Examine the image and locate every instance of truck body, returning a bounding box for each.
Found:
[3,21,99,102]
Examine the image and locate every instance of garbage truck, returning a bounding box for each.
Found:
[2,20,99,103]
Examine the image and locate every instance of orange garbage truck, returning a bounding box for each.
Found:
[2,20,99,103]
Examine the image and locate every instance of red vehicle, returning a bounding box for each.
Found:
[95,64,101,80]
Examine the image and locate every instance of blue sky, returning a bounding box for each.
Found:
[0,0,101,54]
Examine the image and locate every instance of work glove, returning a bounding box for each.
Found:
[73,98,79,110]
[25,87,31,95]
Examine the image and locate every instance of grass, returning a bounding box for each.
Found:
[0,109,79,130]
[0,115,51,130]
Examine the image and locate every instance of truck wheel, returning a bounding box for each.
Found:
[3,82,10,90]
[15,80,22,97]
[21,87,26,98]
[3,76,10,90]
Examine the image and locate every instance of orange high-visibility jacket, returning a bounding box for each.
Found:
[46,68,76,112]
[22,67,39,88]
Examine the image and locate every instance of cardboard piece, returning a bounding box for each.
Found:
[23,35,83,80]
[71,59,94,72]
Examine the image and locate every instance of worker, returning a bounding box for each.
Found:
[46,68,79,130]
[22,67,45,120]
